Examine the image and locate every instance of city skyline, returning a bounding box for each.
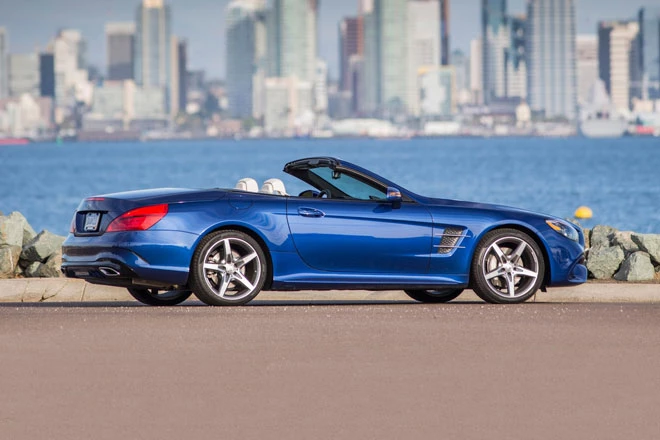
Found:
[0,0,652,80]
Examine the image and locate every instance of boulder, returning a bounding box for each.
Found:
[612,231,640,255]
[583,229,591,249]
[590,225,617,249]
[631,234,660,264]
[8,211,36,246]
[614,252,656,282]
[0,245,22,277]
[586,246,624,279]
[36,251,63,278]
[0,215,24,247]
[24,261,42,278]
[20,230,65,263]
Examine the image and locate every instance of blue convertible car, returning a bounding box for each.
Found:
[62,157,587,306]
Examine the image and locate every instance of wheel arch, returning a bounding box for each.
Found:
[468,223,551,289]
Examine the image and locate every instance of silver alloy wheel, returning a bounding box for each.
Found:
[201,237,262,302]
[481,236,540,299]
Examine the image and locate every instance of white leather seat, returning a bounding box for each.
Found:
[260,178,287,195]
[235,178,259,192]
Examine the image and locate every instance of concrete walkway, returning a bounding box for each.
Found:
[0,278,658,304]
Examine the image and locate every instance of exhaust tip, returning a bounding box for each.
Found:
[99,267,120,277]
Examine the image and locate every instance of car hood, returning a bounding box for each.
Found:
[419,195,556,220]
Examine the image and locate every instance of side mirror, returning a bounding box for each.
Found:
[386,187,402,209]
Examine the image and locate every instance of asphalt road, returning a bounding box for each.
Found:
[1,300,659,440]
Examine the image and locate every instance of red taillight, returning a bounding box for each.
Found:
[106,204,169,232]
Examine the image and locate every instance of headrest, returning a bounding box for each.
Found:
[235,178,259,192]
[261,178,287,195]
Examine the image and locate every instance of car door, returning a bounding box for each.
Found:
[286,197,434,274]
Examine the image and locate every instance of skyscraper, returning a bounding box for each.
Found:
[39,53,55,98]
[527,0,577,120]
[0,27,7,100]
[598,21,639,112]
[135,0,171,111]
[8,54,40,97]
[505,14,526,100]
[177,40,188,113]
[106,22,135,81]
[407,0,440,117]
[481,0,508,104]
[638,6,660,100]
[470,38,483,104]
[339,17,362,92]
[440,0,450,66]
[576,35,598,106]
[268,0,318,82]
[52,29,87,110]
[226,0,265,119]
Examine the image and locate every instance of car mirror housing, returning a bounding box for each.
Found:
[386,187,402,209]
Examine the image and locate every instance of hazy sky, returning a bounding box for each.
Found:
[0,0,651,80]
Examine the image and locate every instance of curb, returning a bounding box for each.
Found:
[0,278,659,304]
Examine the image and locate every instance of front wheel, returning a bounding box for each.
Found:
[471,229,545,304]
[404,288,464,303]
[189,230,267,306]
[127,288,193,306]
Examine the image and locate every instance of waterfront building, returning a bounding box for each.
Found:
[598,21,639,112]
[106,22,135,81]
[8,54,40,97]
[418,66,456,118]
[481,0,508,104]
[267,0,318,82]
[53,29,87,114]
[527,0,577,120]
[0,94,53,137]
[135,0,171,111]
[263,76,313,134]
[226,0,265,119]
[576,35,598,106]
[470,38,483,104]
[440,0,450,66]
[638,6,660,100]
[0,28,7,100]
[407,0,441,117]
[39,53,55,98]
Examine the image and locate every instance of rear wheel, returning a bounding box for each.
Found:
[471,229,545,304]
[127,288,192,306]
[404,288,464,303]
[190,230,267,306]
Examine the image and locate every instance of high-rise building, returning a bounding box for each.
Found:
[106,22,135,81]
[638,6,660,100]
[418,66,456,117]
[226,0,265,119]
[0,27,7,100]
[506,14,526,100]
[440,0,450,66]
[339,17,363,92]
[407,0,440,117]
[452,49,471,105]
[264,76,313,133]
[362,0,409,116]
[53,29,87,110]
[135,0,171,109]
[481,0,508,103]
[177,40,188,113]
[527,0,577,120]
[598,21,639,112]
[470,38,483,104]
[8,54,40,97]
[576,35,598,106]
[39,53,55,98]
[267,0,318,82]
[170,35,180,117]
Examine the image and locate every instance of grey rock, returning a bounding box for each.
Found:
[583,229,591,249]
[590,225,617,249]
[8,212,36,246]
[0,245,22,277]
[612,231,640,255]
[24,261,42,278]
[20,230,65,263]
[631,233,660,264]
[586,246,625,279]
[614,252,656,282]
[36,251,62,278]
[0,215,24,247]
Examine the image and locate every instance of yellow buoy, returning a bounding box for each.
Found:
[574,206,593,219]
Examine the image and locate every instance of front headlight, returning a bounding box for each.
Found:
[546,220,579,242]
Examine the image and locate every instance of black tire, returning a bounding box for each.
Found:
[127,288,193,306]
[404,288,464,303]
[471,228,545,304]
[189,230,267,306]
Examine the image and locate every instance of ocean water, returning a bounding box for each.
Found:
[0,137,659,235]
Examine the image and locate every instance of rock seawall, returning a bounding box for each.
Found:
[0,212,65,279]
[1,212,659,282]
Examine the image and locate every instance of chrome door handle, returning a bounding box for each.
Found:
[298,207,325,218]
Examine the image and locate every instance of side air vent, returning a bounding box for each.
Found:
[437,227,466,254]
